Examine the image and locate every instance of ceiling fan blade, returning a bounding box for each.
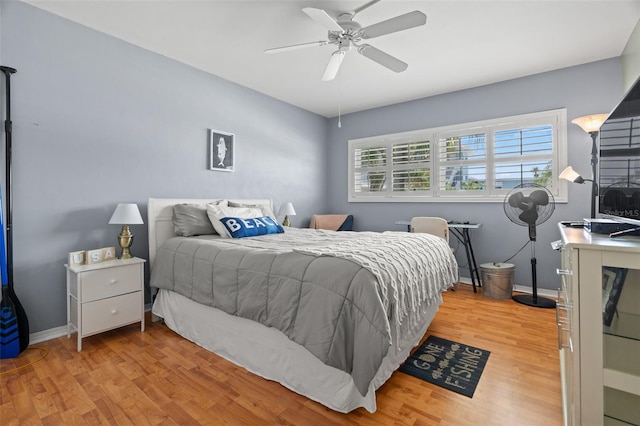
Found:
[322,50,346,81]
[265,41,328,54]
[361,11,427,39]
[302,7,344,33]
[357,44,407,73]
[353,0,383,16]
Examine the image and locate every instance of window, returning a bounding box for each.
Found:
[348,109,567,202]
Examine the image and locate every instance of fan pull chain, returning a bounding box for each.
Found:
[337,66,342,128]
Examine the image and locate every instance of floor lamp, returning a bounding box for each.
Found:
[561,114,609,218]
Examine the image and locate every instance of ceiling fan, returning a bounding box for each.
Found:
[264,0,427,81]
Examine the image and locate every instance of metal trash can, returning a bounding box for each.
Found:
[480,262,515,300]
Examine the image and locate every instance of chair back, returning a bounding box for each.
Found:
[410,217,449,243]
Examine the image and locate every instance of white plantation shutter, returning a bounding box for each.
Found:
[353,145,387,194]
[391,141,431,193]
[492,124,554,190]
[437,132,487,194]
[348,109,567,202]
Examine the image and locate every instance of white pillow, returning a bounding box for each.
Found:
[227,201,277,221]
[206,202,267,238]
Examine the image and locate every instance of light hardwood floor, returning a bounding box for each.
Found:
[0,284,562,425]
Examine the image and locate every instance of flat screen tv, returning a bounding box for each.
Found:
[598,75,640,226]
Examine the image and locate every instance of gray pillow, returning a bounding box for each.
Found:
[173,203,217,236]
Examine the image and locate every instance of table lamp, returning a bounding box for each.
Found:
[278,202,296,227]
[108,203,144,259]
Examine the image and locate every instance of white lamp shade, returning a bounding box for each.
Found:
[109,203,144,225]
[571,114,608,133]
[559,166,584,183]
[278,202,296,216]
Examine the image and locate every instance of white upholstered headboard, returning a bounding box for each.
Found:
[147,198,274,268]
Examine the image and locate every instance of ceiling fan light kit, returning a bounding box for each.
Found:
[265,0,427,81]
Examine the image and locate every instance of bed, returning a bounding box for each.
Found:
[148,198,458,413]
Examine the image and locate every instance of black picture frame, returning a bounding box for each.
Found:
[208,129,235,172]
[602,266,628,327]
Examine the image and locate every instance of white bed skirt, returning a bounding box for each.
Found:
[152,289,442,413]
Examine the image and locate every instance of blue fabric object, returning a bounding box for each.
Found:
[338,214,354,231]
[220,216,284,238]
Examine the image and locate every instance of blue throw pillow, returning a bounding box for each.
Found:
[220,216,284,238]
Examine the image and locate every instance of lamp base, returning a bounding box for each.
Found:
[512,294,556,309]
[282,215,291,227]
[117,224,135,259]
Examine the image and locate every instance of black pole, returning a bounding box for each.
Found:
[0,66,15,286]
[589,130,599,218]
[0,65,29,352]
[512,240,556,308]
[530,257,538,304]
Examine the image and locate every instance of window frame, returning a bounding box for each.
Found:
[348,109,568,203]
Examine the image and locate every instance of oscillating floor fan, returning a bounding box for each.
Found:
[503,183,556,308]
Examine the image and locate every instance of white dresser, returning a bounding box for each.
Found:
[66,257,145,351]
[557,225,640,425]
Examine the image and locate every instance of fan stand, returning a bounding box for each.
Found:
[512,240,556,309]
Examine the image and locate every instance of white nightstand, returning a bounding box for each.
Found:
[66,257,145,351]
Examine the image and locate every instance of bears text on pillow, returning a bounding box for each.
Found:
[220,216,284,238]
[206,201,277,238]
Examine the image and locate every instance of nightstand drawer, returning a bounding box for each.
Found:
[81,264,140,302]
[81,291,142,336]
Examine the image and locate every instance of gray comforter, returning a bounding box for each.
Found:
[150,228,458,395]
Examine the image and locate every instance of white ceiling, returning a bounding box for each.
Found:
[24,0,640,118]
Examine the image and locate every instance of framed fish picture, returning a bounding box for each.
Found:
[208,129,235,172]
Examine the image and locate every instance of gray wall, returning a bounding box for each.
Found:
[1,1,328,333]
[326,58,625,292]
[0,0,631,333]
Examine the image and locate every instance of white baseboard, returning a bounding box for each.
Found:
[30,325,68,344]
[458,276,557,298]
[28,303,155,345]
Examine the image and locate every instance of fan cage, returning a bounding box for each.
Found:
[503,183,555,227]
